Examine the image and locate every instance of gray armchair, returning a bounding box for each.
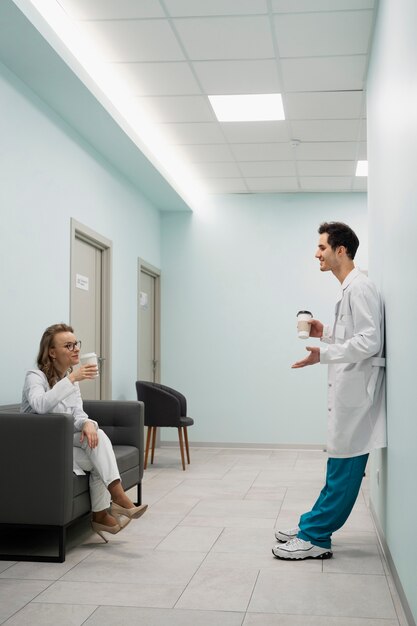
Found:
[0,400,144,563]
[135,381,194,471]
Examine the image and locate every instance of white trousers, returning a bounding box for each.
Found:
[73,429,120,512]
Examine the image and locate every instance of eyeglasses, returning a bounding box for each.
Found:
[62,341,82,351]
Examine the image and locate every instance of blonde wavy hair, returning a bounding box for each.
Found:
[37,323,74,388]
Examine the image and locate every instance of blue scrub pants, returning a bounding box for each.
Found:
[297,453,369,549]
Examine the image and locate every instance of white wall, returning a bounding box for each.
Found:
[161,193,368,445]
[0,61,161,403]
[367,0,417,622]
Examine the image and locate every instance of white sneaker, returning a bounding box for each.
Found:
[272,537,333,560]
[274,526,299,543]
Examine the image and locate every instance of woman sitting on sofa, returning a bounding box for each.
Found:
[21,323,147,542]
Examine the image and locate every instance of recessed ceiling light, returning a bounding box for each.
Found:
[208,94,285,122]
[355,160,368,177]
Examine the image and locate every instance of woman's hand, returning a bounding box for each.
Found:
[68,364,98,384]
[308,319,324,338]
[80,420,98,448]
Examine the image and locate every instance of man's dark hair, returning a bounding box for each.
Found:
[318,222,359,260]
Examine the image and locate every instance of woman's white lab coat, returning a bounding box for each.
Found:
[320,268,386,458]
[21,369,98,473]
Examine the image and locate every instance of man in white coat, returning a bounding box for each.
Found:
[273,221,386,560]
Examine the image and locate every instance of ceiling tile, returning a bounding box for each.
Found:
[359,118,367,140]
[290,119,360,142]
[285,91,363,120]
[273,11,373,58]
[195,162,242,178]
[173,16,274,60]
[297,161,355,176]
[164,0,268,17]
[300,177,353,191]
[239,161,296,177]
[357,141,367,159]
[231,142,294,161]
[353,177,368,191]
[111,62,201,96]
[295,142,358,160]
[246,177,299,192]
[185,144,235,162]
[131,96,215,123]
[222,122,289,144]
[206,179,249,193]
[159,122,225,144]
[79,20,185,62]
[57,0,165,19]
[272,0,374,11]
[193,60,281,95]
[281,56,367,92]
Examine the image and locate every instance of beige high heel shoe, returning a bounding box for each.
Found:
[91,514,131,543]
[91,520,121,543]
[110,502,148,520]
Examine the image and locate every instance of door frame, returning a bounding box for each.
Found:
[137,259,161,383]
[70,218,112,399]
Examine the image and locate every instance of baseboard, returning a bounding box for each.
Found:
[160,441,326,450]
[370,501,416,626]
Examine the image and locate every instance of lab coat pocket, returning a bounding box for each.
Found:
[338,371,367,408]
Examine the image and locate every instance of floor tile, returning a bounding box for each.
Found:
[156,525,223,552]
[0,546,93,580]
[323,540,384,574]
[168,478,254,499]
[59,548,206,586]
[243,613,399,625]
[148,495,200,516]
[211,526,276,554]
[84,606,244,626]
[0,579,52,623]
[2,602,96,626]
[175,563,259,612]
[32,580,184,608]
[248,570,397,618]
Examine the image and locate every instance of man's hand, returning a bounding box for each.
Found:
[308,319,324,338]
[291,346,320,369]
[80,421,98,448]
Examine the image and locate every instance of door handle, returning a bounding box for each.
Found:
[97,356,105,375]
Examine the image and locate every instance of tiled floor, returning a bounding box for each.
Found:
[0,447,410,626]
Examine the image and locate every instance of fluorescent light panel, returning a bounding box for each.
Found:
[356,160,368,176]
[208,93,285,122]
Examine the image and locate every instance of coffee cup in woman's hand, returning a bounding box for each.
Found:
[80,353,99,378]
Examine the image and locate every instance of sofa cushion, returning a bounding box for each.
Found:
[113,445,139,474]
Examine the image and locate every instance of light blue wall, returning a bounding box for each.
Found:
[0,61,161,403]
[367,0,417,622]
[161,193,368,445]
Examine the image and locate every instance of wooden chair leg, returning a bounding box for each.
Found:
[178,427,186,471]
[144,426,152,470]
[151,426,157,465]
[183,426,190,464]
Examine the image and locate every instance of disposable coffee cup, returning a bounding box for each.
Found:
[297,311,313,339]
[80,352,99,376]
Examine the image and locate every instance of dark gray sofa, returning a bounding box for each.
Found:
[0,400,144,562]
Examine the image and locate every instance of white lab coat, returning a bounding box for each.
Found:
[21,369,98,474]
[320,268,386,458]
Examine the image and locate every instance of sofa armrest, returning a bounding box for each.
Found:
[83,400,144,478]
[0,413,74,526]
